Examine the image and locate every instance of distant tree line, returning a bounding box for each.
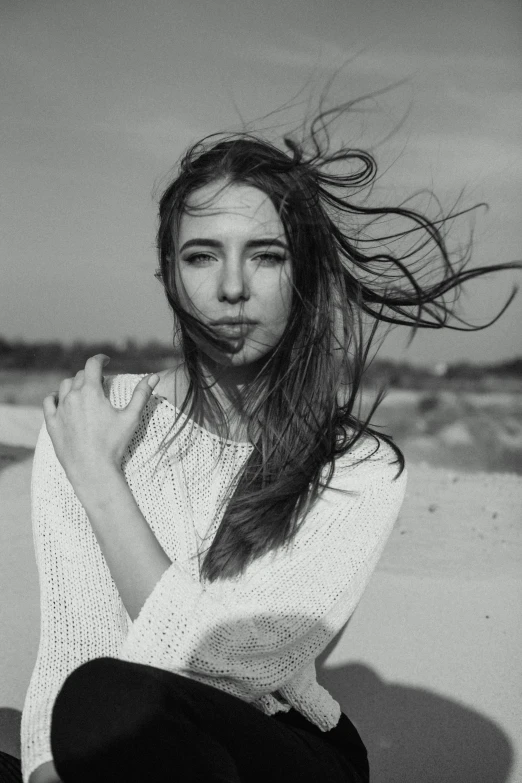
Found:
[363,357,522,387]
[0,336,175,374]
[0,336,521,389]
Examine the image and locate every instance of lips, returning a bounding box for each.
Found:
[211,323,253,338]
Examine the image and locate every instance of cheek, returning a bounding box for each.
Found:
[262,288,292,337]
[177,269,210,310]
[274,271,293,319]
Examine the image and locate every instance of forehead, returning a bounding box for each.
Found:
[179,182,284,238]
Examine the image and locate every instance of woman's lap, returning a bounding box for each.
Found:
[49,656,366,783]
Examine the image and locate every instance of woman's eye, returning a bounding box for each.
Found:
[183,252,286,266]
[185,253,215,265]
[254,253,286,265]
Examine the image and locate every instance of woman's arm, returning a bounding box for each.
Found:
[71,466,172,622]
[115,440,407,702]
[22,367,160,782]
[40,357,169,622]
[21,421,131,783]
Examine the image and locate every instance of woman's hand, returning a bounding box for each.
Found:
[42,355,159,489]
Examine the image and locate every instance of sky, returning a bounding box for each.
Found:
[1,0,521,366]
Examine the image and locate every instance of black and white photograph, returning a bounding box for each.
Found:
[1,1,521,781]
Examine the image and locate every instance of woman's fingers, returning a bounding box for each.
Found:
[84,355,110,387]
[124,374,160,421]
[42,392,58,423]
[58,377,74,404]
[71,369,85,390]
[42,356,109,426]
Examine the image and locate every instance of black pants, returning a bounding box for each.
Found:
[7,657,369,782]
[0,750,21,783]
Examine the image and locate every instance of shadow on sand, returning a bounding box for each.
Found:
[0,708,21,759]
[316,644,513,783]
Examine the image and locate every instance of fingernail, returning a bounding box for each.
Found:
[147,373,160,388]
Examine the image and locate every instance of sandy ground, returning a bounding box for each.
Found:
[0,405,521,782]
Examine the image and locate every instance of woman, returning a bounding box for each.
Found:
[4,105,518,783]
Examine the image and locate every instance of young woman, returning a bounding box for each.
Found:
[3,103,518,783]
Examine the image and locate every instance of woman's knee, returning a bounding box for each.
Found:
[51,658,168,745]
[61,656,136,686]
[57,656,165,700]
[51,658,172,778]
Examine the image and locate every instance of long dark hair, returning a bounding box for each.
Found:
[152,97,520,582]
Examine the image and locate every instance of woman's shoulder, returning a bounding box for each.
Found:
[310,434,409,530]
[102,372,148,408]
[103,363,184,410]
[330,430,407,491]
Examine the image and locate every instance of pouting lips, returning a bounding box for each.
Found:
[210,323,254,338]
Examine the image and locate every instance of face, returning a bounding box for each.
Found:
[174,181,293,374]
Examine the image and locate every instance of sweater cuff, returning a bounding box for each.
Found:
[22,751,55,783]
[118,561,207,666]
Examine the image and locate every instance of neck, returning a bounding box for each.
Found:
[199,353,269,394]
[167,354,268,441]
[197,357,268,428]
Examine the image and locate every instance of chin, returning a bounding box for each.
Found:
[200,341,273,370]
[214,350,267,367]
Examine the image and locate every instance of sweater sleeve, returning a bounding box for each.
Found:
[20,422,131,783]
[119,439,407,702]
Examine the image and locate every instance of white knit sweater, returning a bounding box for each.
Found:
[21,372,407,782]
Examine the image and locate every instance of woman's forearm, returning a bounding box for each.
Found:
[72,466,172,621]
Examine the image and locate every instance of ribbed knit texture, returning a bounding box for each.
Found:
[21,373,407,782]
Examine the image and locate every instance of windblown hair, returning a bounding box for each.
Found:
[152,99,519,582]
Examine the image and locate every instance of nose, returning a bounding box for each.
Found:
[217,257,249,303]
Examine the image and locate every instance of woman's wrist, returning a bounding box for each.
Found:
[67,460,172,620]
[67,461,125,509]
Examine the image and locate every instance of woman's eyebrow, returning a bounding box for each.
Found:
[179,238,288,252]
